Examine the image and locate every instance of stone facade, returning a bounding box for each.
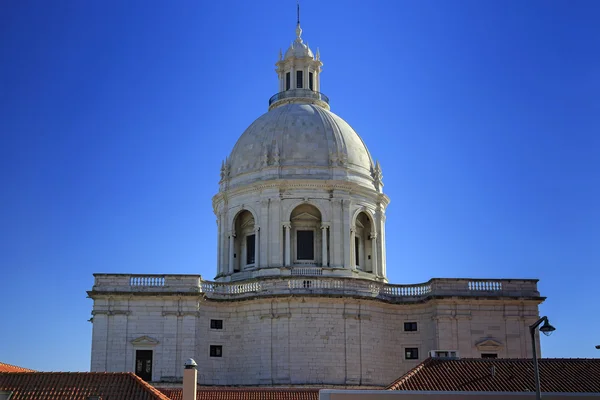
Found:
[88,20,546,387]
[89,275,543,386]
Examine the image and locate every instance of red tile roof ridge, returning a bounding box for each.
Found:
[0,361,35,372]
[129,372,174,400]
[386,357,600,393]
[0,371,172,400]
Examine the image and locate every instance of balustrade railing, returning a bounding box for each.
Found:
[129,276,165,286]
[382,283,432,297]
[468,280,502,291]
[92,274,536,300]
[268,89,330,106]
[291,267,323,276]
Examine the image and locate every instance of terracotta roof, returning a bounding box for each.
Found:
[0,362,35,373]
[0,372,172,400]
[158,387,320,400]
[387,358,600,393]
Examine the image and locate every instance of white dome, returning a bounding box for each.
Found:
[226,103,376,189]
[284,40,314,59]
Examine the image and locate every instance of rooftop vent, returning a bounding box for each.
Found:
[429,350,460,359]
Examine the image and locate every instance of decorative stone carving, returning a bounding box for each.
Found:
[131,336,159,346]
[476,338,504,352]
[272,141,280,166]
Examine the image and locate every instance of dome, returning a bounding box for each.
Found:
[284,40,314,59]
[225,103,376,189]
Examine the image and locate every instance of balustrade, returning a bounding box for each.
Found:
[468,280,503,291]
[291,267,323,276]
[92,274,536,301]
[129,276,165,287]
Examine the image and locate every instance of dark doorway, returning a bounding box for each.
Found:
[135,350,153,381]
[297,230,314,260]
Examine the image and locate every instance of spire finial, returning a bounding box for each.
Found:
[295,1,302,41]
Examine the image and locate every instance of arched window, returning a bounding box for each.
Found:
[354,212,374,272]
[290,204,322,265]
[233,210,256,271]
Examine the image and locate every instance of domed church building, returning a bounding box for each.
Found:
[88,19,545,388]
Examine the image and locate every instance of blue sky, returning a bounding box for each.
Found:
[1,0,599,371]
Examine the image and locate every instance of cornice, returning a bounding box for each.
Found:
[213,179,390,209]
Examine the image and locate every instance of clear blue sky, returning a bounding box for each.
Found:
[1,0,599,372]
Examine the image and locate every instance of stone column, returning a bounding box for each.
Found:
[283,222,292,267]
[291,66,295,89]
[283,222,291,266]
[320,223,329,267]
[350,226,356,268]
[370,232,378,276]
[216,214,221,276]
[254,226,260,268]
[228,233,236,274]
[342,199,351,268]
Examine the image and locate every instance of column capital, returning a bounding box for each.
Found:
[282,222,291,229]
[254,226,260,232]
[229,231,237,238]
[320,223,330,230]
[350,226,356,233]
[369,232,377,240]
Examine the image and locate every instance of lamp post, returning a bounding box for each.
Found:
[529,316,556,400]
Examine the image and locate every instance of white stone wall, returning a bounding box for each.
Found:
[90,294,540,386]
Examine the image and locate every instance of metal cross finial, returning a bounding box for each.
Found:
[297,1,300,25]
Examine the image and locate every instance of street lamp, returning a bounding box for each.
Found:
[530,316,556,400]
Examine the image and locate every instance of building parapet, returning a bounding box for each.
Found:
[90,273,541,302]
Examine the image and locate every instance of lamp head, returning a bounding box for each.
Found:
[539,319,556,336]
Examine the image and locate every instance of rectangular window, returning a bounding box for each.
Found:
[354,236,360,266]
[296,70,303,88]
[405,348,419,360]
[482,353,498,359]
[135,350,153,381]
[297,230,314,260]
[404,322,418,332]
[210,345,223,357]
[210,319,223,329]
[309,72,314,90]
[246,234,255,264]
[286,72,291,90]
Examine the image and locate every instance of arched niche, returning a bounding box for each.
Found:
[232,210,256,271]
[290,203,323,265]
[353,211,375,272]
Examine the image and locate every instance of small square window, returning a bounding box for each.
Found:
[210,345,222,357]
[405,347,419,360]
[404,322,418,332]
[482,353,498,359]
[210,319,223,329]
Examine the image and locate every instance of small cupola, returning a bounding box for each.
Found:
[270,6,328,111]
